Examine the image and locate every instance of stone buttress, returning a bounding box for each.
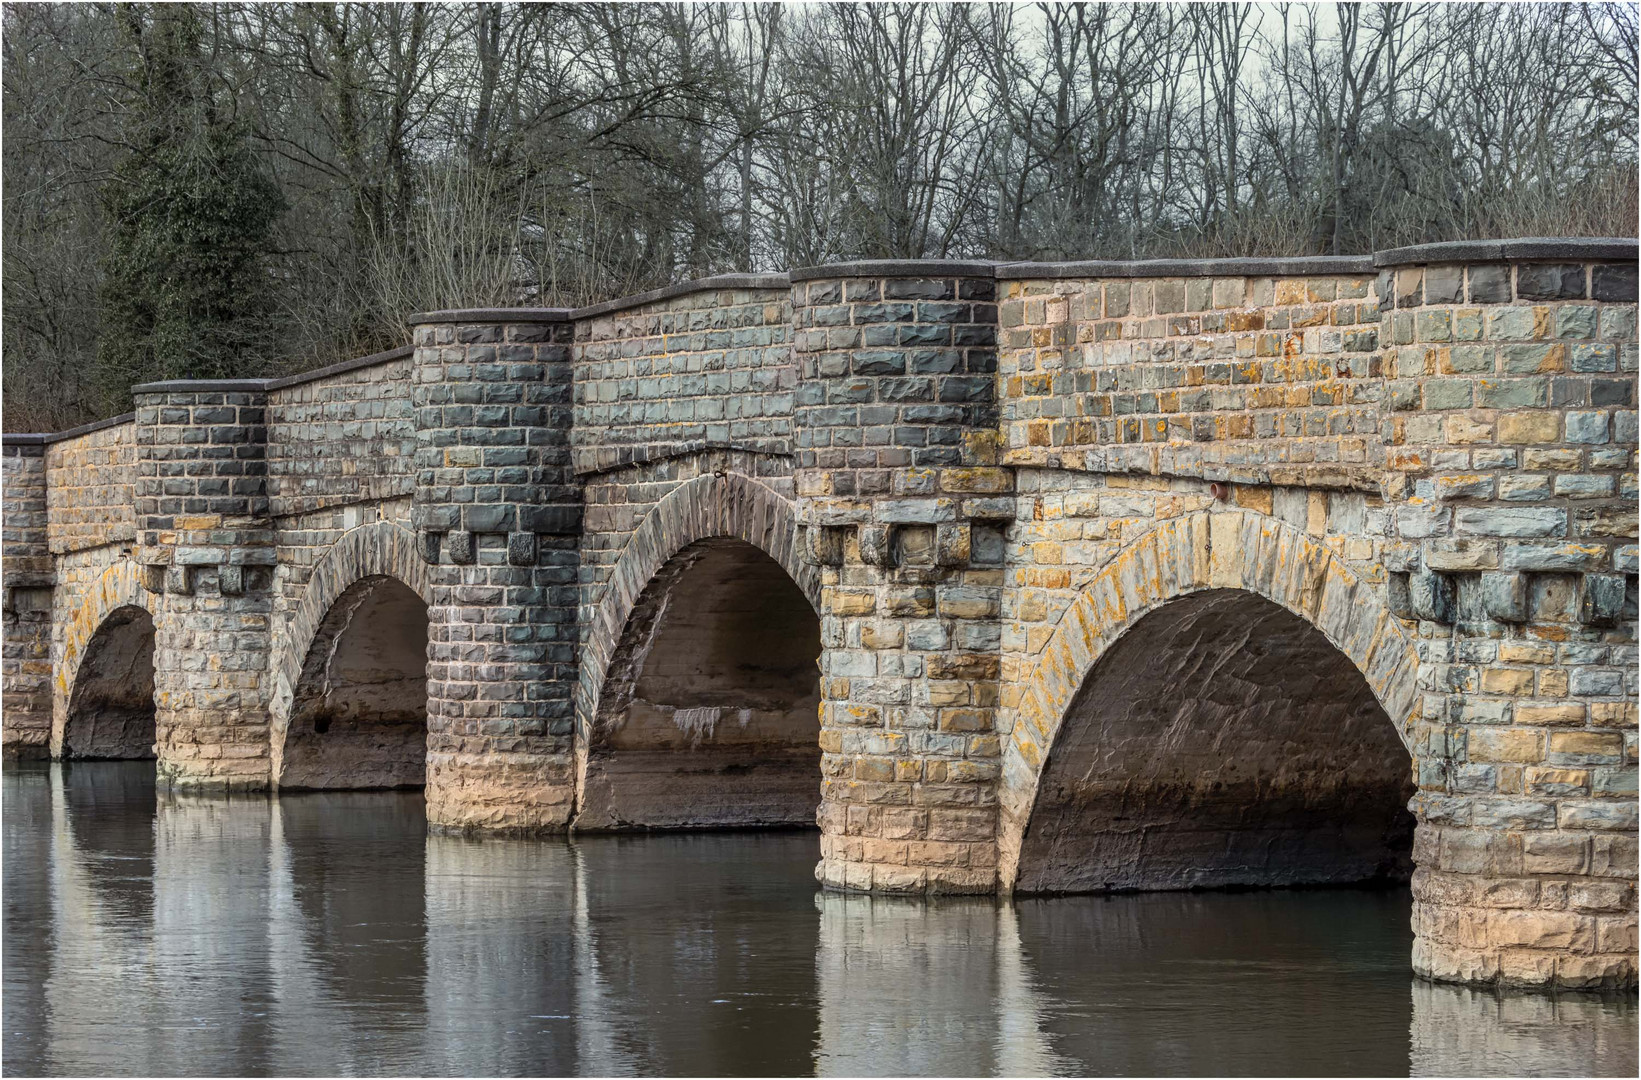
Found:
[132,381,275,788]
[410,309,582,829]
[790,262,1012,893]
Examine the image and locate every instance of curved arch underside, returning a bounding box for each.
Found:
[579,538,822,830]
[1016,589,1415,894]
[63,605,156,760]
[278,575,429,790]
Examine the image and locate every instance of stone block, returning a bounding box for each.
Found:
[1579,573,1627,627]
[446,530,476,565]
[1409,568,1454,623]
[1516,264,1585,300]
[805,525,847,567]
[464,504,516,533]
[507,531,537,567]
[858,524,894,567]
[1467,265,1511,304]
[935,522,971,567]
[165,565,192,595]
[1565,411,1609,444]
[1480,572,1528,623]
[518,505,583,535]
[218,565,244,596]
[1592,263,1638,302]
[1454,507,1566,538]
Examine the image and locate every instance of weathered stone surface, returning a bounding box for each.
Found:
[1016,590,1415,893]
[3,239,1635,991]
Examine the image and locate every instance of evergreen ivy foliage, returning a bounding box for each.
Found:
[95,4,284,400]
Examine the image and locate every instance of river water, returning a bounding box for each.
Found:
[4,761,1635,1077]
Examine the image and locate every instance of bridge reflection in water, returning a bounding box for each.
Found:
[4,762,1634,1078]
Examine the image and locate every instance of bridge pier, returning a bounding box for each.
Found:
[411,308,582,830]
[1,440,52,758]
[1373,252,1640,989]
[792,263,1010,893]
[132,381,275,789]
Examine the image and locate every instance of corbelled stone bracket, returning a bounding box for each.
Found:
[1580,573,1629,627]
[1480,571,1528,624]
[858,524,895,568]
[802,524,848,567]
[1408,568,1455,624]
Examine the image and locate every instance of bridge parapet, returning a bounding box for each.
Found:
[997,255,1383,488]
[570,273,793,476]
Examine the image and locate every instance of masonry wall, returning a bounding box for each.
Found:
[571,278,794,476]
[1,443,52,755]
[2,238,1634,992]
[45,420,137,556]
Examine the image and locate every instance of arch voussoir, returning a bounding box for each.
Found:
[998,508,1422,891]
[577,472,816,757]
[53,559,153,757]
[271,521,429,746]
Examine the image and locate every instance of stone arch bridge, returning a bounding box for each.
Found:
[4,238,1636,990]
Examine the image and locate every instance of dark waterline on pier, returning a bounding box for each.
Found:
[3,761,1635,1077]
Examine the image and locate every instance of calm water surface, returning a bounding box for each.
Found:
[4,761,1635,1077]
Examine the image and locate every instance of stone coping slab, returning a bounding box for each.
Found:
[569,273,791,320]
[2,412,137,447]
[130,378,271,394]
[1374,237,1638,267]
[408,306,572,324]
[264,345,413,392]
[789,259,998,281]
[995,255,1373,278]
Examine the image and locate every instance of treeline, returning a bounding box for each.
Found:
[3,2,1636,430]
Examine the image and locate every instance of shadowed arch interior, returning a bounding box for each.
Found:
[1016,589,1415,894]
[279,575,429,790]
[64,605,156,760]
[579,537,822,829]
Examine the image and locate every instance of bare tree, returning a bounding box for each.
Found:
[4,1,1636,429]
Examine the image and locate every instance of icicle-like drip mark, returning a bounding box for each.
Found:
[670,706,721,748]
[318,579,381,710]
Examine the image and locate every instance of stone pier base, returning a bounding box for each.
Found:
[1412,824,1638,989]
[424,748,576,833]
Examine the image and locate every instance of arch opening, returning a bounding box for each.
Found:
[279,575,429,790]
[580,537,823,830]
[63,606,156,760]
[1016,589,1415,894]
